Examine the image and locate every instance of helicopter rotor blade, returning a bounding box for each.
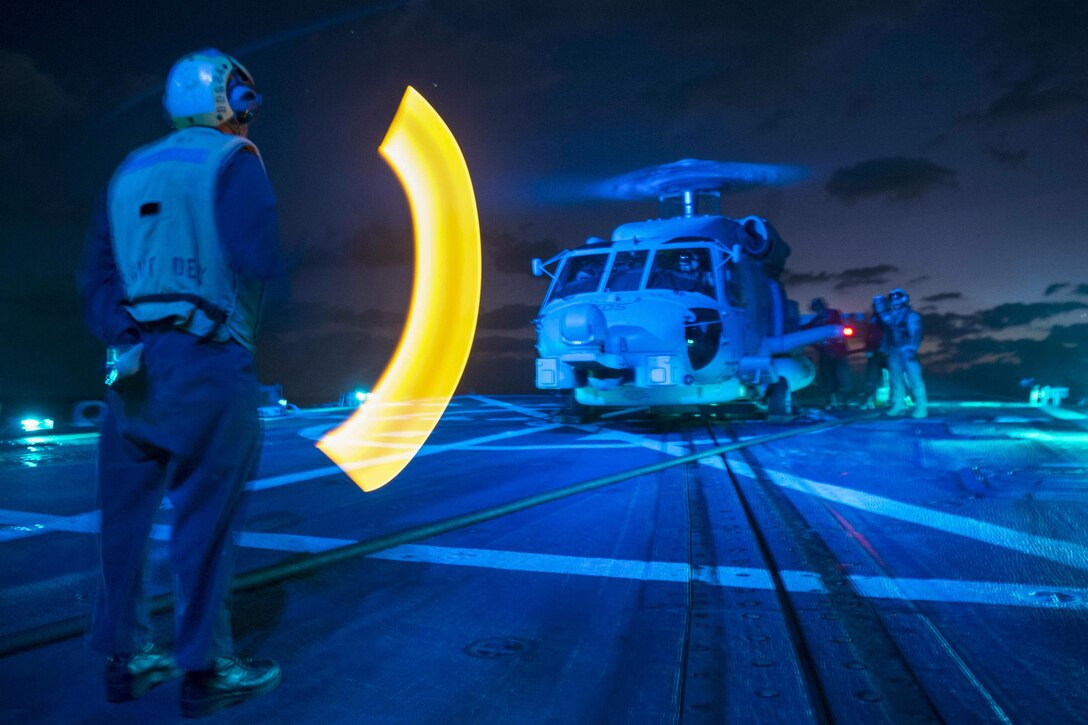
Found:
[591,158,806,200]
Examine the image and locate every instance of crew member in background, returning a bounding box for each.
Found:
[78,48,283,718]
[674,250,713,295]
[802,297,852,409]
[859,294,889,409]
[880,287,928,419]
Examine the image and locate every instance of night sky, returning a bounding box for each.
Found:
[2,0,1086,420]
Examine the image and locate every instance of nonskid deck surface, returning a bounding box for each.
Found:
[1,395,1087,722]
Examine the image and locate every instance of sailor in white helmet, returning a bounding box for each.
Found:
[879,287,928,418]
[78,49,282,717]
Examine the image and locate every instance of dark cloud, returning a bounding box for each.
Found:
[754,108,793,133]
[471,335,533,355]
[927,324,1088,400]
[782,265,897,289]
[907,275,930,285]
[343,223,413,267]
[633,1,924,112]
[0,50,81,125]
[922,311,986,341]
[922,292,963,303]
[833,264,899,290]
[982,143,1028,167]
[984,81,1087,119]
[985,1,1088,91]
[780,270,835,286]
[968,2,1088,130]
[1044,282,1070,296]
[262,303,406,334]
[460,353,536,395]
[825,157,957,203]
[1075,284,1088,296]
[977,301,1088,329]
[256,329,400,404]
[487,231,563,275]
[1048,323,1088,345]
[479,304,539,330]
[844,89,877,119]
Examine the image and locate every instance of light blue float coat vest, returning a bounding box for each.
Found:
[108,126,264,354]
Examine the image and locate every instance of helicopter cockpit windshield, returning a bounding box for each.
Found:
[604,250,648,292]
[647,248,716,298]
[550,253,608,300]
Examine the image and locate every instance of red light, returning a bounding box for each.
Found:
[843,326,855,337]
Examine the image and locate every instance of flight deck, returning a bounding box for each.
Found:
[2,395,1087,723]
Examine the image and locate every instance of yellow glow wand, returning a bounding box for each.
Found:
[317,87,481,492]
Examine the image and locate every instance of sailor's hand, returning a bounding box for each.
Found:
[105,343,144,386]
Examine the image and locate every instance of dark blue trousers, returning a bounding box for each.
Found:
[87,330,262,670]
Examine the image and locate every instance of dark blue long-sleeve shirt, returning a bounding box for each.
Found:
[78,143,281,347]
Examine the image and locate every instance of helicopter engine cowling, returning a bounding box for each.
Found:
[735,216,790,272]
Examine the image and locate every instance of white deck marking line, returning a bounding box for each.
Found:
[258,422,568,491]
[727,459,1088,572]
[3,509,1085,609]
[1039,405,1088,432]
[0,509,99,542]
[0,422,571,542]
[371,544,1088,608]
[468,394,552,419]
[452,444,641,451]
[488,392,1088,574]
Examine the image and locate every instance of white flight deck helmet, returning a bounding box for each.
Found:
[163,48,261,129]
[889,287,910,309]
[678,250,698,273]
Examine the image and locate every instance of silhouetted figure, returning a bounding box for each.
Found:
[78,48,282,717]
[803,297,852,408]
[860,295,890,409]
[879,287,928,419]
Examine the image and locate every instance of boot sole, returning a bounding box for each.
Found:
[107,666,183,702]
[180,670,282,718]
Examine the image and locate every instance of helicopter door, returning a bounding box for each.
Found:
[723,260,761,352]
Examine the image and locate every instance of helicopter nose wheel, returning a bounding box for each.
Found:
[562,390,600,424]
[766,378,793,417]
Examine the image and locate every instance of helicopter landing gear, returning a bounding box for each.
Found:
[766,378,793,417]
[561,390,599,424]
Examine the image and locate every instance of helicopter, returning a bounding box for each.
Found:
[530,159,849,418]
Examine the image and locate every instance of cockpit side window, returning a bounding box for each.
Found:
[604,250,647,292]
[647,247,715,297]
[550,253,608,300]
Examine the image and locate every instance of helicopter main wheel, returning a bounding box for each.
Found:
[564,390,599,424]
[766,379,793,417]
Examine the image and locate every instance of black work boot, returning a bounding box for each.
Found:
[105,643,183,702]
[179,655,281,718]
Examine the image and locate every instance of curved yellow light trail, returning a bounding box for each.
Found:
[316,87,481,492]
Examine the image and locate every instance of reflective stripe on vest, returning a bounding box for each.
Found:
[108,127,262,351]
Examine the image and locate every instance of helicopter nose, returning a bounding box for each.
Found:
[559,303,608,347]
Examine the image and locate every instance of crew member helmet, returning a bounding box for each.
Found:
[163,49,262,129]
[678,251,698,272]
[810,297,827,312]
[889,288,910,309]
